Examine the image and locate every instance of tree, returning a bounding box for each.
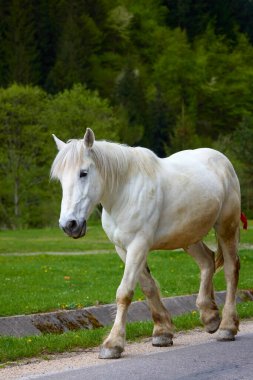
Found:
[115,64,146,145]
[46,0,105,92]
[34,0,60,89]
[41,84,122,142]
[163,0,251,42]
[3,0,39,85]
[0,84,49,228]
[194,28,253,139]
[232,116,253,217]
[169,103,201,153]
[150,28,200,153]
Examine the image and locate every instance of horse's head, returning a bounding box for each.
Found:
[51,128,103,239]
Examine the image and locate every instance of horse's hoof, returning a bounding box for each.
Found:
[205,316,221,334]
[152,334,173,347]
[99,345,123,359]
[216,329,235,341]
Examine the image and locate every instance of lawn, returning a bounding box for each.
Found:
[0,250,253,317]
[0,223,252,316]
[0,222,114,253]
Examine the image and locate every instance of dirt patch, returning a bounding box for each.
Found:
[32,311,103,334]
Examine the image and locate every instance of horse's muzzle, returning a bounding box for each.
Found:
[61,219,87,239]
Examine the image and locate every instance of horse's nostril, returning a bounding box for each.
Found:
[67,220,77,231]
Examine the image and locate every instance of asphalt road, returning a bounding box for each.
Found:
[33,332,253,380]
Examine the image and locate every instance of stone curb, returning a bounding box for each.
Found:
[0,290,252,338]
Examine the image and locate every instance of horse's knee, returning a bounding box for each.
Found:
[116,287,134,306]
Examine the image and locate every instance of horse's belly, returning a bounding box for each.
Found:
[151,226,207,250]
[151,231,202,250]
[151,202,220,250]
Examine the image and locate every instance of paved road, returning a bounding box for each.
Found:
[32,332,253,380]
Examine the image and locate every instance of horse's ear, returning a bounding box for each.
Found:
[84,128,95,149]
[52,134,66,151]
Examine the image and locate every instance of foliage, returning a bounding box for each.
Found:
[41,84,121,142]
[232,117,253,216]
[0,84,49,228]
[164,0,253,43]
[0,1,253,225]
[2,0,39,85]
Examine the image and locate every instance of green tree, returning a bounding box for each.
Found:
[46,0,110,92]
[194,29,253,139]
[3,0,39,85]
[115,64,146,145]
[232,116,253,216]
[0,84,49,228]
[169,103,201,153]
[149,28,200,153]
[163,0,252,42]
[34,0,60,89]
[41,84,122,142]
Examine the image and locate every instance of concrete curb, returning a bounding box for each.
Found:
[0,290,252,337]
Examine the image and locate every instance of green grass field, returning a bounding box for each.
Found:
[0,222,252,364]
[0,222,114,253]
[0,249,252,317]
[0,222,252,317]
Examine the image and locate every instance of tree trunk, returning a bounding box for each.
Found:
[14,176,20,228]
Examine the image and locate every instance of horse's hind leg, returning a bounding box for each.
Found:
[139,266,174,346]
[186,241,221,333]
[215,221,240,341]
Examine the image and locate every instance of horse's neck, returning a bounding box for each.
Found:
[94,140,132,180]
[94,141,159,212]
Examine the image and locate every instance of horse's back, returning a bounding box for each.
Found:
[164,148,239,194]
[166,148,231,170]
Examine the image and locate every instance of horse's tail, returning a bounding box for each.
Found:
[215,241,224,272]
[240,212,248,230]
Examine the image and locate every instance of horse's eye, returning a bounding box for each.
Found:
[80,170,88,178]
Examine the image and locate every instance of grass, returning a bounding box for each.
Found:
[0,248,253,317]
[0,222,114,253]
[0,221,252,364]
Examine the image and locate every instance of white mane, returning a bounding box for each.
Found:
[51,139,160,190]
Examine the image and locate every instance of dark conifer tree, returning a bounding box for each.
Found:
[3,0,39,85]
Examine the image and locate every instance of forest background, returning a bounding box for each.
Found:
[0,0,253,229]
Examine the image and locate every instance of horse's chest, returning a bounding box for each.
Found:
[103,224,134,249]
[101,212,134,249]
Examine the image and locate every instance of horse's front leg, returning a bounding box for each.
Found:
[99,240,148,359]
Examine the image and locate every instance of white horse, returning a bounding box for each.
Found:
[51,128,241,359]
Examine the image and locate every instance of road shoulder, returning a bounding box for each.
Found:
[1,319,253,380]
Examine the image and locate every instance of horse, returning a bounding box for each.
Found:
[51,128,241,359]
